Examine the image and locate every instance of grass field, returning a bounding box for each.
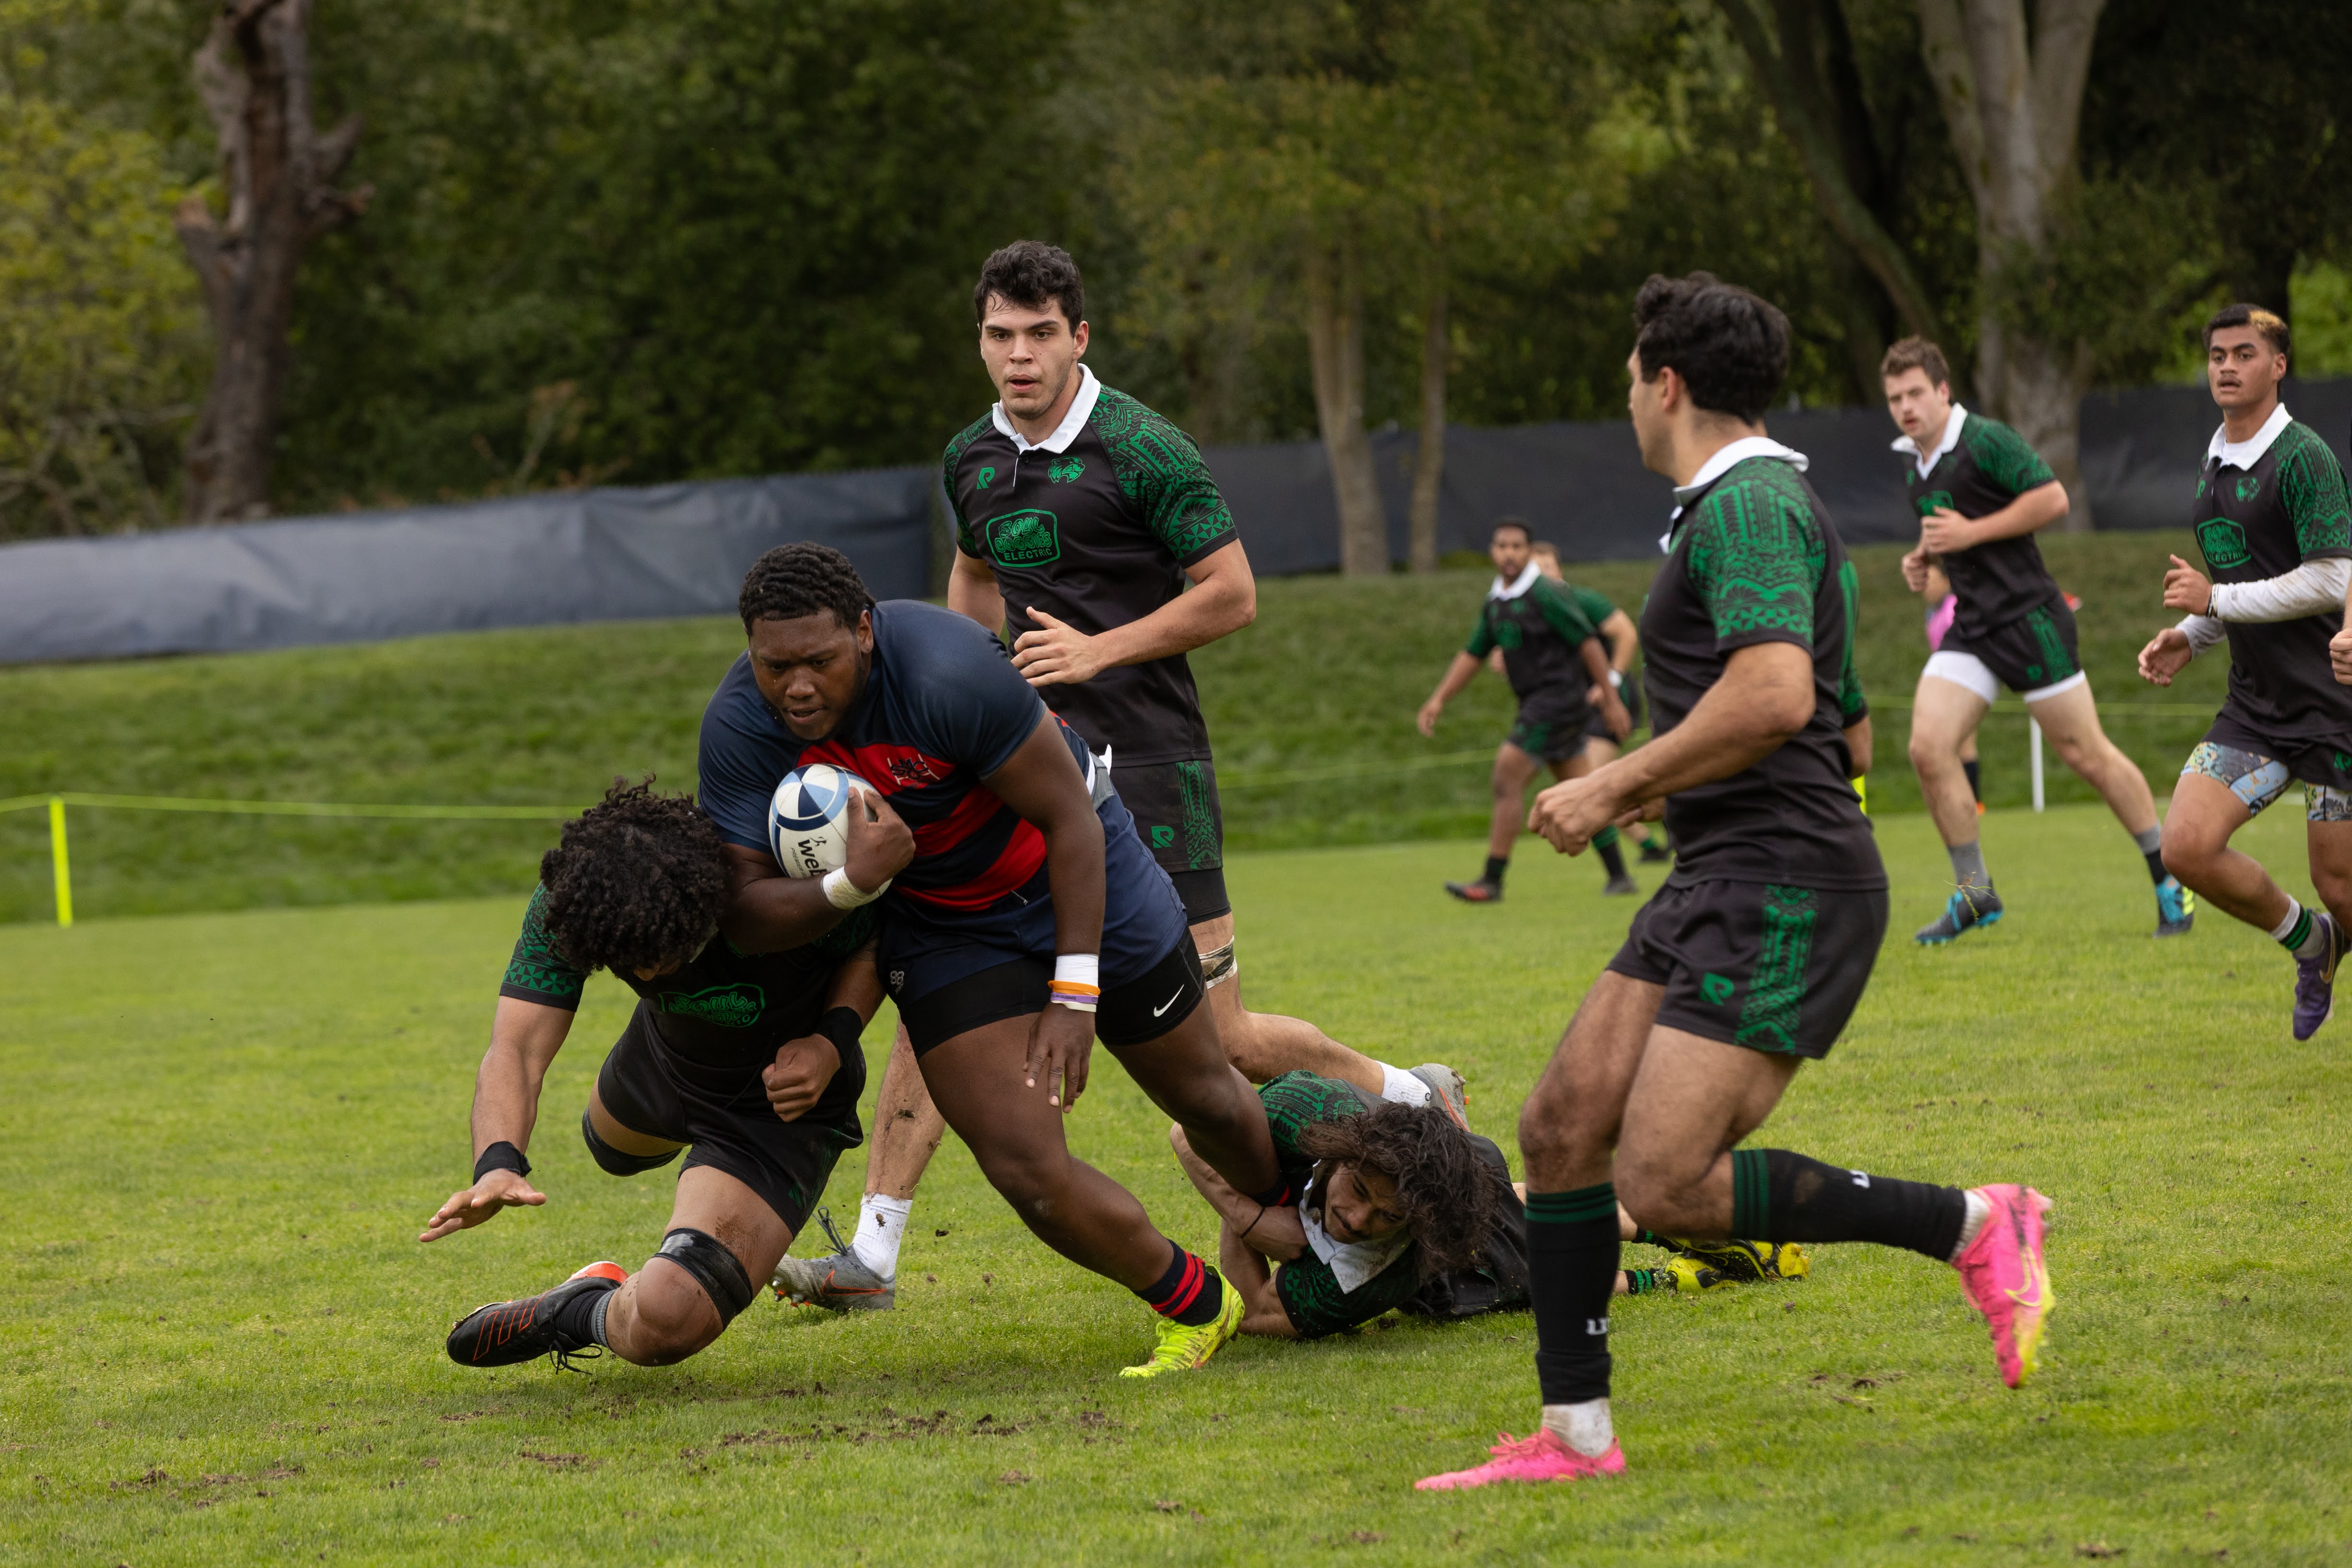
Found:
[6,804,2348,1566]
[0,531,2231,927]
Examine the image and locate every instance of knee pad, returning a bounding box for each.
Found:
[653,1227,755,1325]
[581,1106,682,1177]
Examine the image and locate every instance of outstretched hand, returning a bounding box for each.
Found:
[419,1167,543,1243]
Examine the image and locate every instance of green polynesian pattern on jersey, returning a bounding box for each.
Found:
[1090,387,1237,560]
[1734,885,1818,1052]
[2275,422,2352,557]
[1465,577,1606,709]
[1905,411,2064,639]
[1959,415,2057,498]
[1684,458,1828,640]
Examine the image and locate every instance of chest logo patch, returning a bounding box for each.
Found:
[1914,489,1955,517]
[2234,473,2263,503]
[976,465,996,490]
[2196,517,2252,572]
[1492,614,1525,650]
[1047,456,1085,484]
[885,754,943,787]
[658,982,764,1028]
[986,508,1060,566]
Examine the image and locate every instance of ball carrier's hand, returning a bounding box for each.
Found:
[840,787,915,894]
[419,1167,544,1243]
[1025,1001,1095,1111]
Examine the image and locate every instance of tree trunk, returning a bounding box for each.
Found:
[1408,267,1446,574]
[1917,0,2105,531]
[175,0,369,523]
[1304,240,1388,577]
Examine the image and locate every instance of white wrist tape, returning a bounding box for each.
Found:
[1606,669,1624,689]
[1049,953,1101,1013]
[822,867,887,910]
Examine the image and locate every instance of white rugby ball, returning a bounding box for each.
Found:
[768,763,885,886]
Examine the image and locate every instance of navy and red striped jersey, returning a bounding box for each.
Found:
[699,600,1086,915]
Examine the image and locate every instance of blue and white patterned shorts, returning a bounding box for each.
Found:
[2182,741,2352,821]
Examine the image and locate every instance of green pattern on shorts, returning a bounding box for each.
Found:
[1176,760,1222,870]
[2023,604,2075,684]
[1735,885,1818,1052]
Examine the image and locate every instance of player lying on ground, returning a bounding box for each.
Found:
[2144,304,2352,1040]
[1526,540,1669,865]
[781,241,1464,1313]
[1883,336,2186,945]
[1420,518,1633,903]
[1417,273,2051,1492]
[1169,1072,1807,1340]
[424,778,909,1372]
[705,542,1285,1376]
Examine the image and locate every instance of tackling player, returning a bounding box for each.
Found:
[1884,338,2186,943]
[2141,304,2352,1040]
[1417,274,2051,1492]
[779,242,1458,1313]
[706,542,1286,1376]
[1171,1073,1806,1341]
[424,779,907,1373]
[1419,519,1634,901]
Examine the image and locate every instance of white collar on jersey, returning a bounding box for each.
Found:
[1299,1177,1414,1294]
[1487,560,1543,601]
[1661,436,1812,551]
[2207,401,2292,471]
[989,363,1101,455]
[1890,402,1968,479]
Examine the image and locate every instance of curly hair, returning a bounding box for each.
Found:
[1296,1103,1503,1279]
[973,240,1085,328]
[738,542,875,632]
[1632,270,1791,423]
[537,778,732,975]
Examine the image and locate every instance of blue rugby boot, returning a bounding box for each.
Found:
[1915,887,2003,946]
[2154,875,2195,938]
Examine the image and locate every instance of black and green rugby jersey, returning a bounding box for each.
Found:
[1647,451,1881,890]
[1255,1072,1425,1340]
[943,370,1237,766]
[1464,572,1605,719]
[2191,411,2352,753]
[499,886,877,1071]
[1900,409,2063,641]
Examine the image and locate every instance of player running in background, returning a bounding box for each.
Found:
[1170,1073,1806,1341]
[779,243,1459,1313]
[1419,519,1634,901]
[707,543,1290,1376]
[1527,541,1669,864]
[1418,274,2052,1492]
[424,779,908,1374]
[2142,304,2352,1040]
[1920,561,1984,812]
[1884,337,2186,944]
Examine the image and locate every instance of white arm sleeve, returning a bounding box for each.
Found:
[2176,614,2229,656]
[2208,557,2352,623]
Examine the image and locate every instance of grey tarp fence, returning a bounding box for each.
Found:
[5,378,2348,665]
[0,467,933,665]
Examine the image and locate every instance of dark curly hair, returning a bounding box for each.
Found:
[973,240,1085,328]
[1632,270,1790,423]
[538,778,731,975]
[1297,1103,1503,1279]
[738,542,875,632]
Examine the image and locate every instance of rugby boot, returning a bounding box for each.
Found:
[1443,878,1503,904]
[1952,1184,2054,1389]
[2153,875,2195,938]
[446,1261,626,1371]
[1662,1256,1734,1294]
[772,1207,895,1312]
[1654,1237,1809,1284]
[1407,1063,1470,1131]
[1637,837,1671,864]
[1414,1428,1625,1490]
[1914,887,2003,945]
[2292,912,2344,1041]
[1118,1275,1244,1379]
[1601,874,1640,897]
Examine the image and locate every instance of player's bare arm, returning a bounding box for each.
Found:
[1600,610,1639,676]
[1918,479,2068,554]
[1529,639,1813,853]
[947,546,1008,635]
[1011,539,1258,689]
[1418,650,1484,735]
[1580,637,1632,739]
[418,995,570,1241]
[1213,1228,1300,1337]
[1167,1123,1306,1261]
[764,947,885,1122]
[718,789,912,954]
[981,711,1109,1110]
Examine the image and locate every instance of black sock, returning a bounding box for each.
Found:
[1963,758,1982,802]
[1731,1149,1966,1264]
[1135,1240,1224,1327]
[2144,850,2169,885]
[1632,1227,1668,1248]
[1526,1185,1619,1405]
[1593,826,1627,879]
[1483,855,1509,886]
[550,1278,618,1346]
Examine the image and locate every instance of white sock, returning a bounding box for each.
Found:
[1950,1188,1991,1262]
[850,1194,911,1280]
[1541,1398,1614,1458]
[2269,898,2305,944]
[1378,1064,1431,1106]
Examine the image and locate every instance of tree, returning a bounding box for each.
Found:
[173,0,367,521]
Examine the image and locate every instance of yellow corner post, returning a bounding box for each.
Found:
[49,796,72,927]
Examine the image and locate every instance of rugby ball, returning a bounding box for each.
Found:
[768,764,886,887]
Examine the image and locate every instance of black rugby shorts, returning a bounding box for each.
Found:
[1937,598,2083,696]
[1606,878,1888,1059]
[895,930,1208,1056]
[1582,673,1645,743]
[593,1001,866,1234]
